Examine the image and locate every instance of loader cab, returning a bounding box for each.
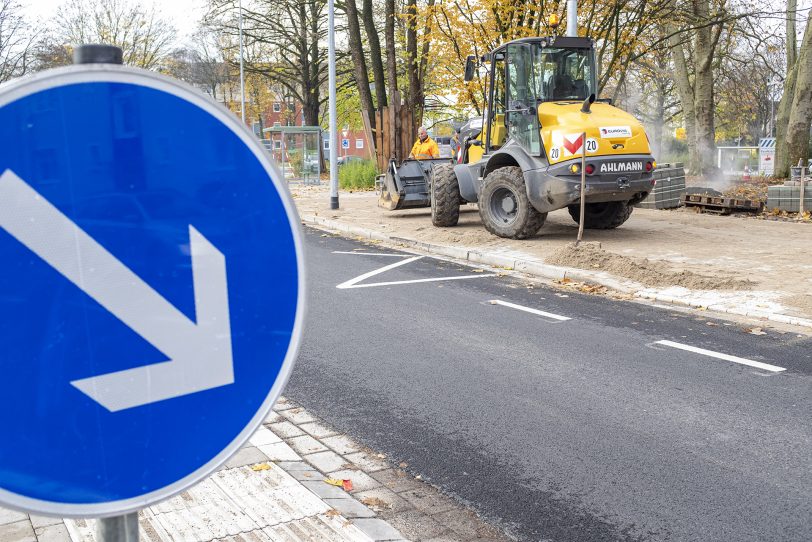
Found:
[479,37,597,156]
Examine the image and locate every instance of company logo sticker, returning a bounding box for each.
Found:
[599,126,632,138]
[600,161,643,173]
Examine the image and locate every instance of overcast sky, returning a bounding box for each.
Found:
[22,0,208,42]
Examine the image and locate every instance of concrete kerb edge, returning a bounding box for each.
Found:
[301,214,812,330]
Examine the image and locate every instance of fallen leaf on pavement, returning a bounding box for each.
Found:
[745,327,767,335]
[325,509,341,518]
[251,463,271,471]
[706,322,719,327]
[325,478,354,491]
[398,462,409,468]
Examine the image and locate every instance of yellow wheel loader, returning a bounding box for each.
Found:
[431,36,656,239]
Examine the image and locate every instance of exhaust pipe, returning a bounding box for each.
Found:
[567,0,578,37]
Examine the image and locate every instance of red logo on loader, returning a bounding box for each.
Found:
[563,134,584,155]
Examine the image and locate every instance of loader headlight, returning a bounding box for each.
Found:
[569,164,580,174]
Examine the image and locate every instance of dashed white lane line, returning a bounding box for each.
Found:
[655,340,786,373]
[489,299,571,321]
[337,256,496,289]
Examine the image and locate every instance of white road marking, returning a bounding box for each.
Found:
[655,340,785,373]
[337,256,496,289]
[332,251,410,257]
[489,300,571,321]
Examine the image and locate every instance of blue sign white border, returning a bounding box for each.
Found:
[0,64,307,518]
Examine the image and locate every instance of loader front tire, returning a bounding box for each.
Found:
[431,164,461,227]
[567,201,634,229]
[479,167,546,239]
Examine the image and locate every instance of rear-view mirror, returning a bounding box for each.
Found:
[464,56,476,82]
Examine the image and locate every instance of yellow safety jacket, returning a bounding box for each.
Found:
[411,137,440,159]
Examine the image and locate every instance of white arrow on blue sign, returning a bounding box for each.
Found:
[0,66,304,517]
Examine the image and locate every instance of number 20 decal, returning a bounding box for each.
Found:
[549,147,561,160]
[586,138,598,153]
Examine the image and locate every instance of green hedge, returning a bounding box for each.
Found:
[339,160,378,190]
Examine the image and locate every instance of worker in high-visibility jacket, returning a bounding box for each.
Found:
[409,126,440,160]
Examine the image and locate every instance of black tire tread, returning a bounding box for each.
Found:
[431,164,461,227]
[479,166,546,239]
[567,201,634,229]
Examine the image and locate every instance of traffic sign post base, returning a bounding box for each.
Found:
[95,513,139,542]
[331,196,339,209]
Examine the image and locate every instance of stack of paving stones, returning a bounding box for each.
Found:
[637,163,686,210]
[767,170,811,212]
[1,398,509,542]
[267,397,510,542]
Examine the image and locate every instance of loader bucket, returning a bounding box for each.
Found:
[377,158,448,211]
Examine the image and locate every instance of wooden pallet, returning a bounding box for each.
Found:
[681,194,763,215]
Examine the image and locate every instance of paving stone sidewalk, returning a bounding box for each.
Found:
[1,397,509,542]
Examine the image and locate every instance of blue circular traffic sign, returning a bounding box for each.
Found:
[0,66,305,516]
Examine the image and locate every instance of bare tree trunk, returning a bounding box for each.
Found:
[345,0,375,130]
[775,65,798,176]
[362,0,387,108]
[692,0,718,175]
[384,0,401,159]
[668,29,699,172]
[785,18,812,171]
[787,0,797,68]
[405,0,419,137]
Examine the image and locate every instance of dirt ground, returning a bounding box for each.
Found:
[291,185,812,320]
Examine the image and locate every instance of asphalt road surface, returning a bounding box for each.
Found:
[285,226,812,542]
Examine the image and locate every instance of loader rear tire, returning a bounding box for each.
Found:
[431,164,461,227]
[567,201,634,229]
[479,166,546,239]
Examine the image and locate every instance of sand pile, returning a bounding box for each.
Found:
[546,242,754,290]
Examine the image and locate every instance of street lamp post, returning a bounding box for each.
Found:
[238,0,246,124]
[328,0,338,209]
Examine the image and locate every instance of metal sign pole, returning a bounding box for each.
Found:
[96,513,139,542]
[71,43,141,542]
[576,131,586,245]
[328,0,339,209]
[800,163,806,216]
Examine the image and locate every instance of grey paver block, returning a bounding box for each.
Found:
[264,410,284,424]
[324,497,376,519]
[387,510,450,539]
[299,421,338,439]
[275,461,315,471]
[0,520,35,542]
[35,523,71,542]
[268,421,305,439]
[0,508,27,526]
[399,488,457,514]
[304,450,346,473]
[301,481,351,500]
[286,435,328,455]
[224,446,269,469]
[345,452,389,472]
[281,407,317,425]
[321,434,362,455]
[273,397,297,411]
[371,469,425,493]
[351,518,405,541]
[257,442,301,461]
[354,488,413,513]
[288,469,320,482]
[328,469,381,492]
[29,516,63,529]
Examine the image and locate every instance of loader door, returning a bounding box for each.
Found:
[485,52,507,152]
[505,43,542,156]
